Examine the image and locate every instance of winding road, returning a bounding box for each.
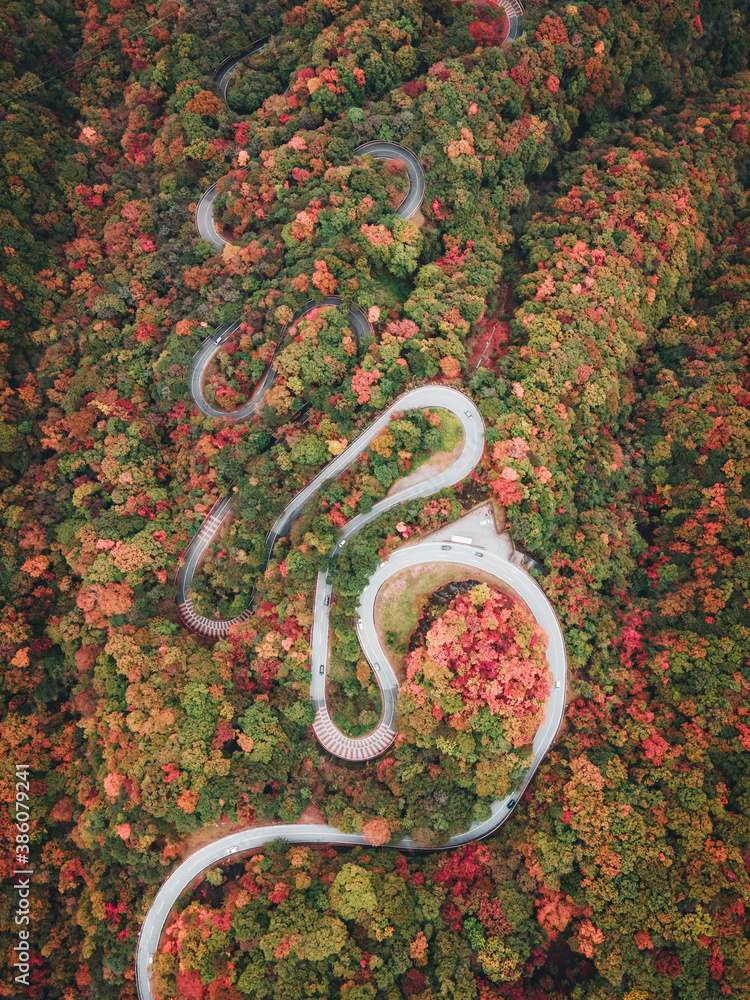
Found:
[157,383,567,999]
[190,135,424,422]
[177,385,477,639]
[187,296,371,422]
[137,508,565,997]
[195,139,424,250]
[136,7,555,996]
[213,37,271,103]
[353,141,426,220]
[301,385,483,758]
[210,0,525,106]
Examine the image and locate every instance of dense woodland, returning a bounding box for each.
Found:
[1,0,750,996]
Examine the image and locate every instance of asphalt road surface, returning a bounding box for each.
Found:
[354,140,425,220]
[194,180,229,250]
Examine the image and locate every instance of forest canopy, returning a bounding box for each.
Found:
[0,0,749,997]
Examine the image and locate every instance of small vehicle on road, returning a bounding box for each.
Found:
[373,662,381,671]
[441,544,452,551]
[507,799,516,808]
[324,596,330,606]
[319,665,325,675]
[475,551,484,558]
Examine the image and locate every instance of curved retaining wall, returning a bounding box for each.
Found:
[497,0,524,42]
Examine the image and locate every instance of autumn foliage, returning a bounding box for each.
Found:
[401,584,550,750]
[1,0,750,996]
